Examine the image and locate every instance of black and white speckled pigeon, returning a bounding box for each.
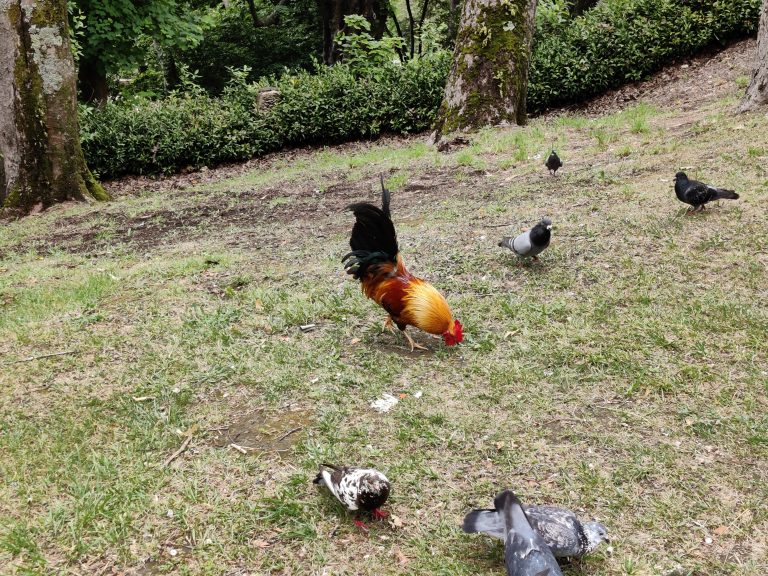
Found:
[545,150,562,175]
[481,490,564,576]
[463,499,609,559]
[313,464,390,525]
[674,171,739,213]
[498,218,552,261]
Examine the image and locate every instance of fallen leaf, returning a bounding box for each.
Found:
[390,514,404,528]
[713,525,728,536]
[398,393,408,399]
[253,539,271,549]
[394,547,409,565]
[350,337,361,345]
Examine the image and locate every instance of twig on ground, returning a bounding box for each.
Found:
[5,350,79,365]
[276,427,303,442]
[229,442,251,454]
[163,434,193,467]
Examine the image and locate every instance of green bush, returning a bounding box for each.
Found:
[528,0,761,111]
[81,54,450,177]
[81,0,760,177]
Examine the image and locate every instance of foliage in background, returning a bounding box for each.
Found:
[177,0,321,94]
[335,15,404,75]
[81,0,761,177]
[70,0,210,77]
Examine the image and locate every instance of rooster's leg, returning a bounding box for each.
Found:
[382,317,395,333]
[402,330,428,352]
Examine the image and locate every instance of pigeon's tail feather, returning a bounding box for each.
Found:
[535,570,552,576]
[313,463,341,484]
[713,188,739,200]
[462,509,504,536]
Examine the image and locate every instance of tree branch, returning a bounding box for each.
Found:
[417,0,430,55]
[404,0,416,58]
[246,0,289,30]
[389,8,407,61]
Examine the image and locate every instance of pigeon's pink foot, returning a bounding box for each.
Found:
[353,519,369,531]
[373,508,389,519]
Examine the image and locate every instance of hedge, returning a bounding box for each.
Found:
[528,0,761,111]
[81,0,761,178]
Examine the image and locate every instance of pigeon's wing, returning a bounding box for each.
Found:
[511,231,533,256]
[524,505,585,558]
[683,180,715,206]
[504,530,564,576]
[499,491,563,576]
[462,509,505,539]
[334,468,374,510]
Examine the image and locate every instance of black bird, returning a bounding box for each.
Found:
[464,501,609,558]
[477,490,564,576]
[674,171,739,214]
[545,150,563,175]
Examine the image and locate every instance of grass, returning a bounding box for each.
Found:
[2,74,768,576]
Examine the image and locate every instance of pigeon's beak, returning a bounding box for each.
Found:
[546,225,552,230]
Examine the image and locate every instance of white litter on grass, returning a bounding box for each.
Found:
[371,393,399,413]
[413,390,423,399]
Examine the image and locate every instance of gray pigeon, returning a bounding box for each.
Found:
[498,218,552,261]
[674,172,739,213]
[463,500,609,559]
[545,150,562,175]
[487,490,564,576]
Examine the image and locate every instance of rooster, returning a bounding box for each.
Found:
[342,177,463,351]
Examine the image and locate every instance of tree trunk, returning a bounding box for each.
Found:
[432,0,538,137]
[77,54,109,105]
[738,0,768,112]
[317,0,388,64]
[0,0,108,213]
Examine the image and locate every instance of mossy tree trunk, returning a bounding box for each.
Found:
[0,0,108,213]
[433,0,538,137]
[738,0,768,112]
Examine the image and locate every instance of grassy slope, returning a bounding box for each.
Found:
[1,61,768,576]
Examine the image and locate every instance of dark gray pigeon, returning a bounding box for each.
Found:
[463,500,609,559]
[498,218,552,261]
[674,171,739,213]
[487,490,564,576]
[545,150,562,175]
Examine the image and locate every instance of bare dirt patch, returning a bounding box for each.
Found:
[568,38,755,116]
[210,407,313,454]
